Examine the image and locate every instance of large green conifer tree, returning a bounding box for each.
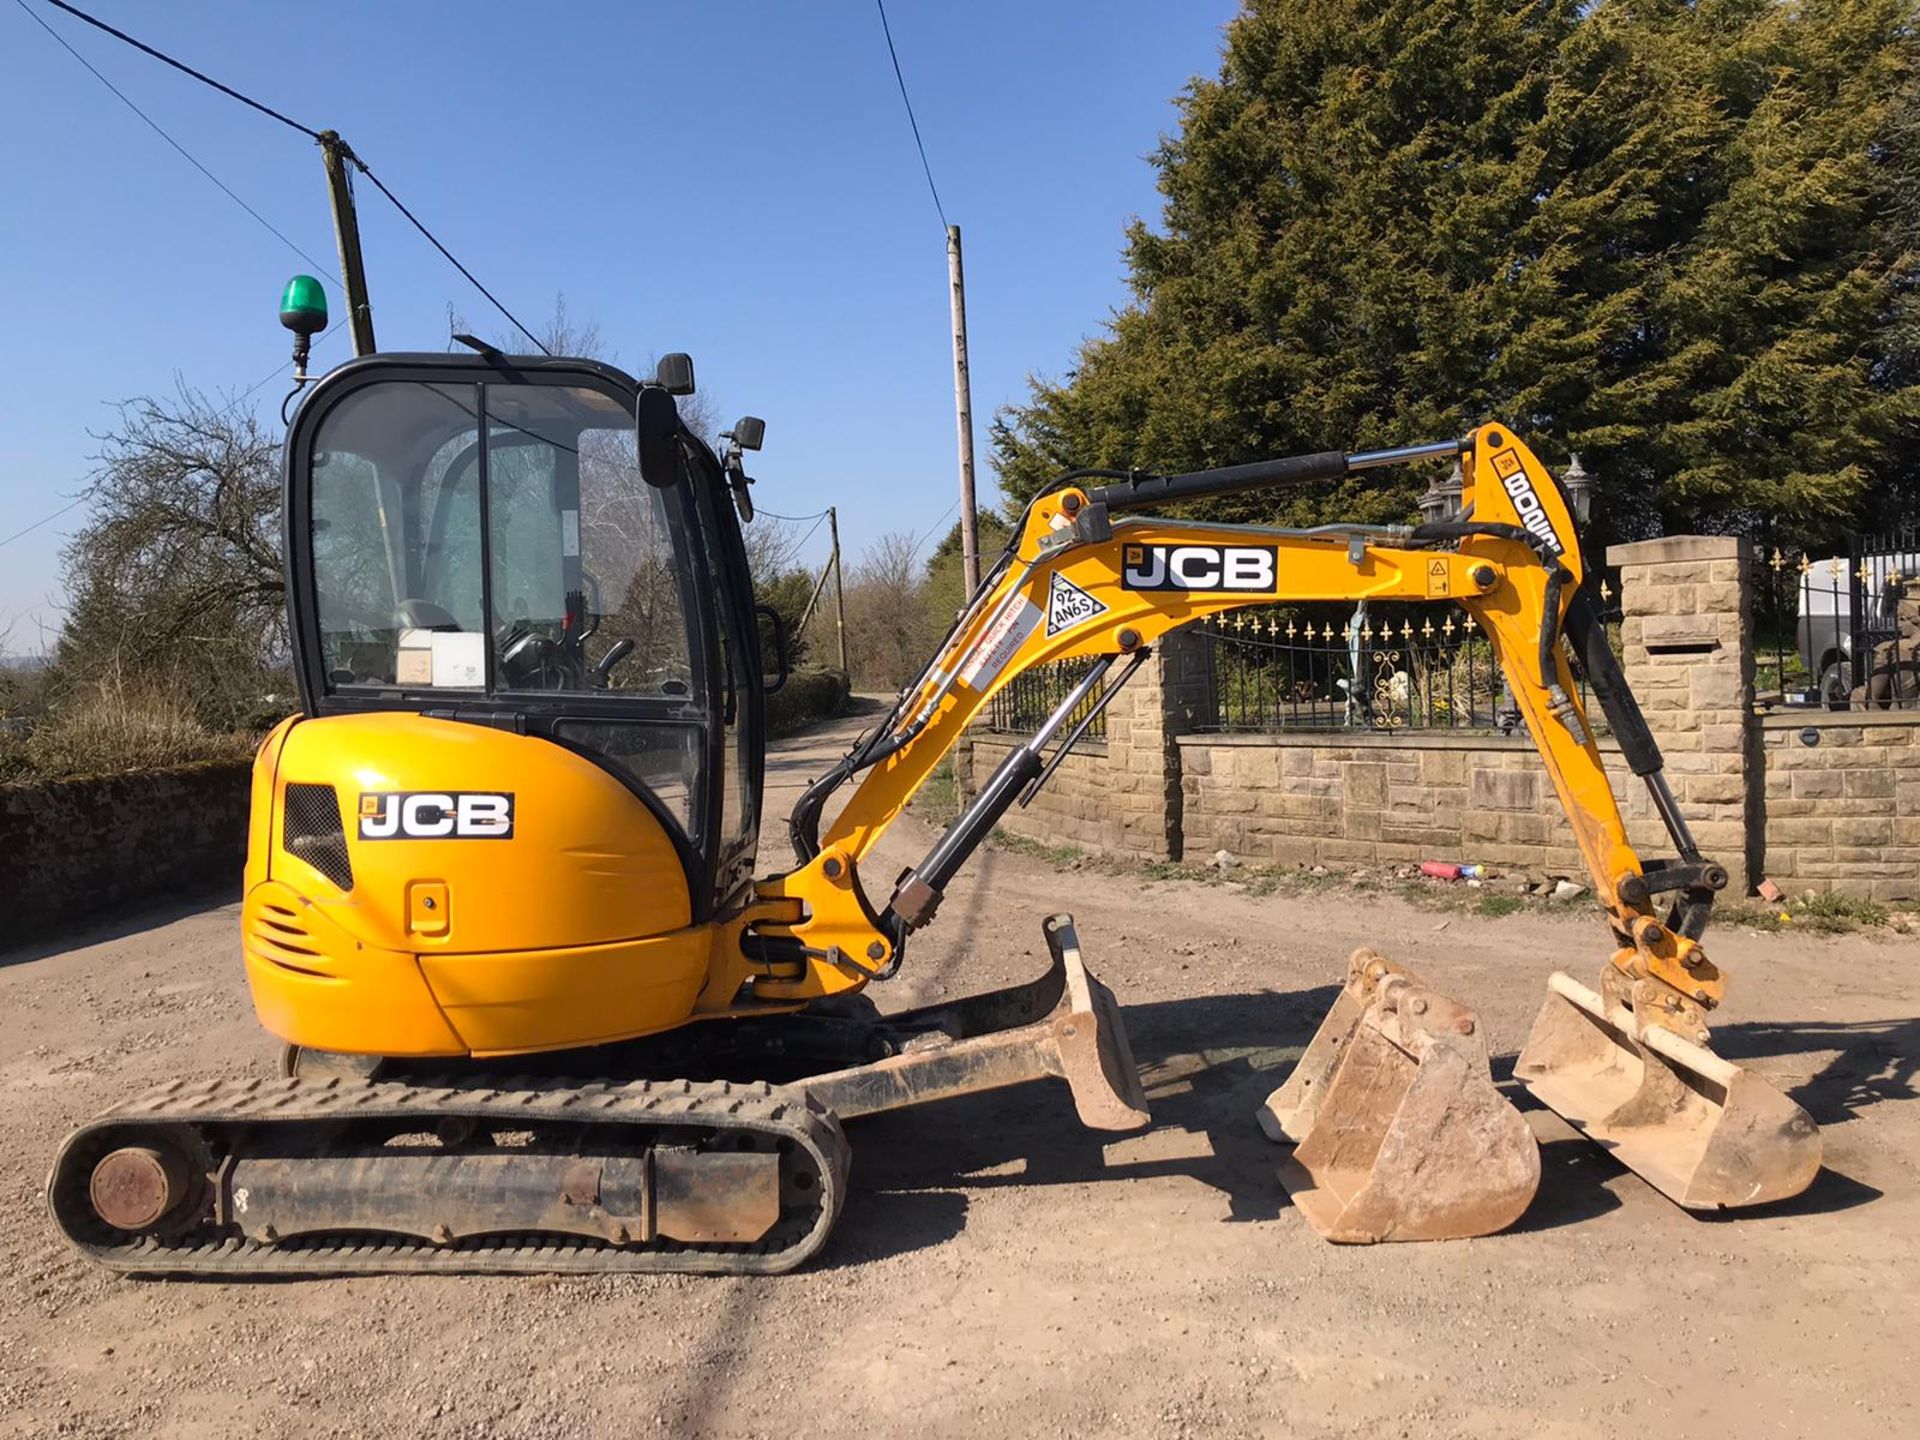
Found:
[994,0,1916,547]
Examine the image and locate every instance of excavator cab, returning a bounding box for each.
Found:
[285,353,768,916]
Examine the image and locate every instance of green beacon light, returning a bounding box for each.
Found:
[279,274,327,385]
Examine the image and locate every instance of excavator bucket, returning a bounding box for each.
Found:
[1259,950,1539,1243]
[1516,972,1821,1209]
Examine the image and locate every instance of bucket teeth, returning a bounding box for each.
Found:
[1261,950,1539,1243]
[1516,971,1822,1210]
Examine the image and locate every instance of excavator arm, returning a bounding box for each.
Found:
[729,421,1819,1229]
[749,425,1706,1014]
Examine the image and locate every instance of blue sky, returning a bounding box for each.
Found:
[0,0,1236,649]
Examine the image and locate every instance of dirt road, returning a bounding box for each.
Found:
[4,704,1916,1438]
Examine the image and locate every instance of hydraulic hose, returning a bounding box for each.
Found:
[1562,581,1664,778]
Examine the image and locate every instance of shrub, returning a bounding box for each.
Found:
[1,668,251,782]
[764,668,851,739]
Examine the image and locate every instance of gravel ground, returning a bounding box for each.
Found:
[2,703,1916,1438]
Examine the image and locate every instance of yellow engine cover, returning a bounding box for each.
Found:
[244,712,711,1057]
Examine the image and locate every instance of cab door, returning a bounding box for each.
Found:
[681,440,767,905]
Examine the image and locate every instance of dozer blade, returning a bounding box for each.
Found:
[1260,949,1539,1243]
[799,913,1150,1132]
[1516,971,1821,1209]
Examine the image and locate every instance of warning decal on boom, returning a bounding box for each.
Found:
[1046,571,1108,637]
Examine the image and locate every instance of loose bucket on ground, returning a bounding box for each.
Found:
[1259,950,1539,1243]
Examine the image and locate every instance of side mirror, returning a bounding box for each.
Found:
[636,387,682,489]
[756,603,790,694]
[722,417,765,524]
[655,353,696,396]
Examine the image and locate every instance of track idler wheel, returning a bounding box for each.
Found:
[1260,949,1539,1243]
[74,1125,210,1240]
[90,1146,192,1231]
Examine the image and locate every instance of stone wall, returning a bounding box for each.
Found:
[957,535,1920,900]
[0,761,251,939]
[1177,732,1666,874]
[1760,713,1920,901]
[958,630,1212,861]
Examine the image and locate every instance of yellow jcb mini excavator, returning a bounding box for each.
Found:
[51,346,1821,1275]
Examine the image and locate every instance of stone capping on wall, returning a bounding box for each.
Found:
[1759,710,1920,731]
[0,760,252,941]
[1176,730,1626,754]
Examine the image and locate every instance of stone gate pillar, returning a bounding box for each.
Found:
[1606,536,1761,888]
[1102,627,1211,860]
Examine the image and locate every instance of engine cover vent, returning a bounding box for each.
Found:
[282,783,354,892]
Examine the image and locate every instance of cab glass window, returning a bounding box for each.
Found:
[307,380,698,699]
[310,383,486,687]
[484,385,694,697]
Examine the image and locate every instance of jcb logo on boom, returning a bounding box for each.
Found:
[1492,450,1566,557]
[1121,544,1278,592]
[357,791,515,841]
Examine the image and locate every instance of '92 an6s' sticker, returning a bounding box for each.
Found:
[358,791,515,840]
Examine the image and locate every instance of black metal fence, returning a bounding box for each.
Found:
[983,596,1627,739]
[1756,525,1919,711]
[984,657,1108,739]
[1193,603,1527,733]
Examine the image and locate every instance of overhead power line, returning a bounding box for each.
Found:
[875,0,948,229]
[43,0,319,138]
[787,511,831,554]
[347,158,549,355]
[31,0,551,354]
[909,498,961,557]
[0,497,88,552]
[15,0,338,279]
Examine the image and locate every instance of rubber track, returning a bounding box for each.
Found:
[49,1073,848,1278]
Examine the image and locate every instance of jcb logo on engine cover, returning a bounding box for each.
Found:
[1492,450,1565,558]
[357,791,515,840]
[1121,544,1277,592]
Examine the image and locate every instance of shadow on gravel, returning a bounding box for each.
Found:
[0,883,240,971]
[834,987,1336,1258]
[833,987,1903,1263]
[1710,1017,1920,1127]
[1506,1137,1627,1233]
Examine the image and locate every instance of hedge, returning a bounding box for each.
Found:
[764,668,852,739]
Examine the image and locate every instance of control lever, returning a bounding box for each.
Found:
[591,638,636,687]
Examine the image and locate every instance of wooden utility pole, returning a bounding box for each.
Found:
[319,131,376,355]
[947,225,980,595]
[828,505,849,675]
